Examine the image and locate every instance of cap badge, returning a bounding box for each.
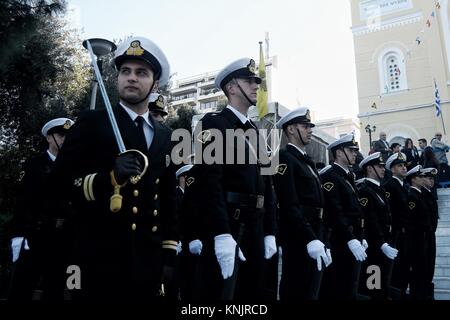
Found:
[305,109,311,121]
[126,40,145,56]
[247,59,256,74]
[398,153,405,160]
[63,120,72,130]
[156,95,164,108]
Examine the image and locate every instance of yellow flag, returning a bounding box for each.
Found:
[256,42,268,119]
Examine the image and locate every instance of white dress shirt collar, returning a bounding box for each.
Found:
[226,105,250,125]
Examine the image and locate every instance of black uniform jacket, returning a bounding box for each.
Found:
[357,179,393,249]
[408,187,432,234]
[185,107,276,239]
[273,144,324,246]
[11,152,55,241]
[50,105,178,268]
[320,164,364,242]
[383,177,410,232]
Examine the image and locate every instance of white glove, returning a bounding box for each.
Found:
[381,243,398,260]
[176,241,182,255]
[189,239,203,255]
[306,239,327,271]
[347,239,367,261]
[362,239,369,251]
[214,234,246,279]
[264,235,277,259]
[324,248,333,267]
[11,237,30,263]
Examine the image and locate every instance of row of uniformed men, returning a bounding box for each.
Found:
[7,35,438,301]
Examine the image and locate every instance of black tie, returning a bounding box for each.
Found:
[244,120,256,130]
[135,116,147,150]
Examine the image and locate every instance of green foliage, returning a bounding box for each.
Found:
[0,0,90,230]
[166,104,198,133]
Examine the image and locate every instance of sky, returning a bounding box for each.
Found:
[67,0,359,121]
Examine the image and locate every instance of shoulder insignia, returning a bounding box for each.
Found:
[186,177,195,187]
[19,171,25,181]
[275,164,287,175]
[385,192,390,199]
[197,130,211,144]
[166,154,170,167]
[409,202,416,210]
[323,182,334,192]
[73,178,83,187]
[359,198,368,207]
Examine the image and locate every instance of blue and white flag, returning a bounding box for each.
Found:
[435,79,441,117]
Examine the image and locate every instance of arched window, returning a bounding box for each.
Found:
[378,49,408,94]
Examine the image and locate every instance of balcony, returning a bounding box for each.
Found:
[170,84,197,95]
[171,96,197,107]
[198,88,223,101]
[198,79,215,88]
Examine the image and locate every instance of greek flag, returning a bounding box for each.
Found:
[435,79,441,117]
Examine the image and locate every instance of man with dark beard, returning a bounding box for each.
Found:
[49,37,178,301]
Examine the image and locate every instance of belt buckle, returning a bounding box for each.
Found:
[256,195,264,209]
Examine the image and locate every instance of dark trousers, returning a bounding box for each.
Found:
[391,230,412,296]
[193,217,265,301]
[9,231,66,301]
[320,238,361,300]
[410,230,432,299]
[280,243,323,300]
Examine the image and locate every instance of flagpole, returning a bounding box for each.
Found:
[440,111,447,135]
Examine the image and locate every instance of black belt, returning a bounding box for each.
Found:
[299,205,323,219]
[226,192,264,209]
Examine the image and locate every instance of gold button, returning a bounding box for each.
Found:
[153,209,158,216]
[155,179,160,185]
[154,194,159,200]
[133,190,139,197]
[152,226,158,232]
[132,207,138,214]
[132,223,137,231]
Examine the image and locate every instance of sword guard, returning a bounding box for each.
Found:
[119,149,149,184]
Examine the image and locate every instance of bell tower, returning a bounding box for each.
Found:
[350,0,450,152]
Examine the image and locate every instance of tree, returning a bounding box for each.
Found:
[166,104,198,133]
[0,0,91,261]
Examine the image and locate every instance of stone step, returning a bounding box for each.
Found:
[436,227,450,236]
[434,276,450,290]
[437,245,450,254]
[438,215,450,222]
[438,200,450,208]
[437,253,450,265]
[438,217,450,229]
[437,190,450,197]
[435,289,450,300]
[435,266,450,277]
[437,238,450,246]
